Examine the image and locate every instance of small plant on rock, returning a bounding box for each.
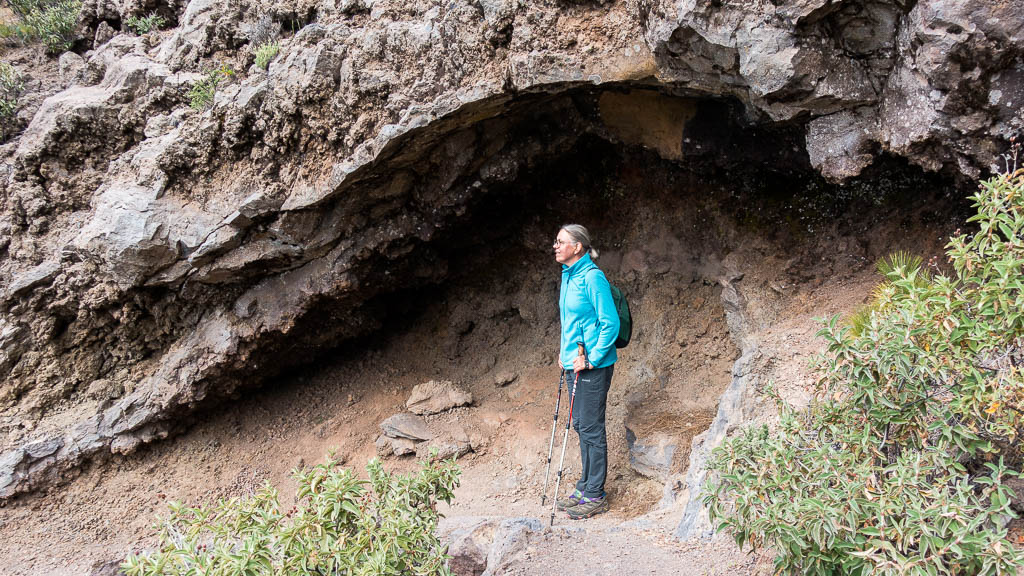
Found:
[705,164,1024,575]
[253,40,279,70]
[123,12,165,35]
[186,65,234,110]
[845,250,931,337]
[0,62,23,134]
[121,455,460,575]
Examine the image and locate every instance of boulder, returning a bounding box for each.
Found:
[379,413,432,441]
[415,426,471,461]
[625,427,678,482]
[805,107,877,182]
[375,434,392,457]
[92,21,115,49]
[406,380,473,415]
[389,436,419,457]
[443,517,544,576]
[415,439,472,462]
[447,521,496,576]
[493,371,517,387]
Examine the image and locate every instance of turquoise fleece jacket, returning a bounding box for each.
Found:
[559,253,619,369]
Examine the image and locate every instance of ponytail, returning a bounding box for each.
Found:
[560,224,599,259]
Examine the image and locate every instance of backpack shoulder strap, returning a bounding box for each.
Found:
[581,267,608,307]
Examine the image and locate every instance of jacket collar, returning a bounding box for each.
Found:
[562,253,595,276]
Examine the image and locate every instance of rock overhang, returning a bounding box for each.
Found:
[0,0,1020,499]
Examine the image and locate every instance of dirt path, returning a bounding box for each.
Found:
[0,357,757,574]
[437,513,765,576]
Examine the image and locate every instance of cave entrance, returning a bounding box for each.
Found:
[2,85,969,527]
[263,85,967,521]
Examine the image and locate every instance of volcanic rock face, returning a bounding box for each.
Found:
[0,0,1021,498]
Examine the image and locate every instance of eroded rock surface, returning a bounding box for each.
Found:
[625,427,678,482]
[0,0,1021,499]
[676,274,759,540]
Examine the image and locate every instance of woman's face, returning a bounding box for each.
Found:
[553,229,582,265]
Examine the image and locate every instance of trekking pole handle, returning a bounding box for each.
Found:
[574,341,587,372]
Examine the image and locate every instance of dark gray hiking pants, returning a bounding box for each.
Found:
[569,364,614,499]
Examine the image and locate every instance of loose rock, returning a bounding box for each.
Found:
[493,371,517,387]
[443,517,544,576]
[390,437,419,457]
[406,380,473,415]
[379,413,432,441]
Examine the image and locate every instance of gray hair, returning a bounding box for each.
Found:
[560,223,599,259]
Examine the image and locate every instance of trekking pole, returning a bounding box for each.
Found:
[540,368,565,506]
[550,342,585,527]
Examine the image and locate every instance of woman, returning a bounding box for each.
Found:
[553,224,620,519]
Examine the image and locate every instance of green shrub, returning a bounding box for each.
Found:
[4,0,81,54]
[6,0,42,20]
[0,62,23,128]
[123,12,165,35]
[253,40,279,70]
[122,456,460,575]
[0,21,31,41]
[705,168,1024,575]
[186,65,234,110]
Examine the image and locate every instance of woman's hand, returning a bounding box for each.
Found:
[572,354,589,372]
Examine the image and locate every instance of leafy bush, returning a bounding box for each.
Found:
[253,41,279,70]
[122,456,460,575]
[123,12,165,35]
[0,62,23,135]
[186,65,234,110]
[705,167,1024,575]
[3,0,81,54]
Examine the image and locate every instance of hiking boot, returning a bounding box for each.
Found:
[556,489,583,511]
[566,496,609,520]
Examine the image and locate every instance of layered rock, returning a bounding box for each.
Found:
[1,0,1021,498]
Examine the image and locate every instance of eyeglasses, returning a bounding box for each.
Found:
[553,238,578,247]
